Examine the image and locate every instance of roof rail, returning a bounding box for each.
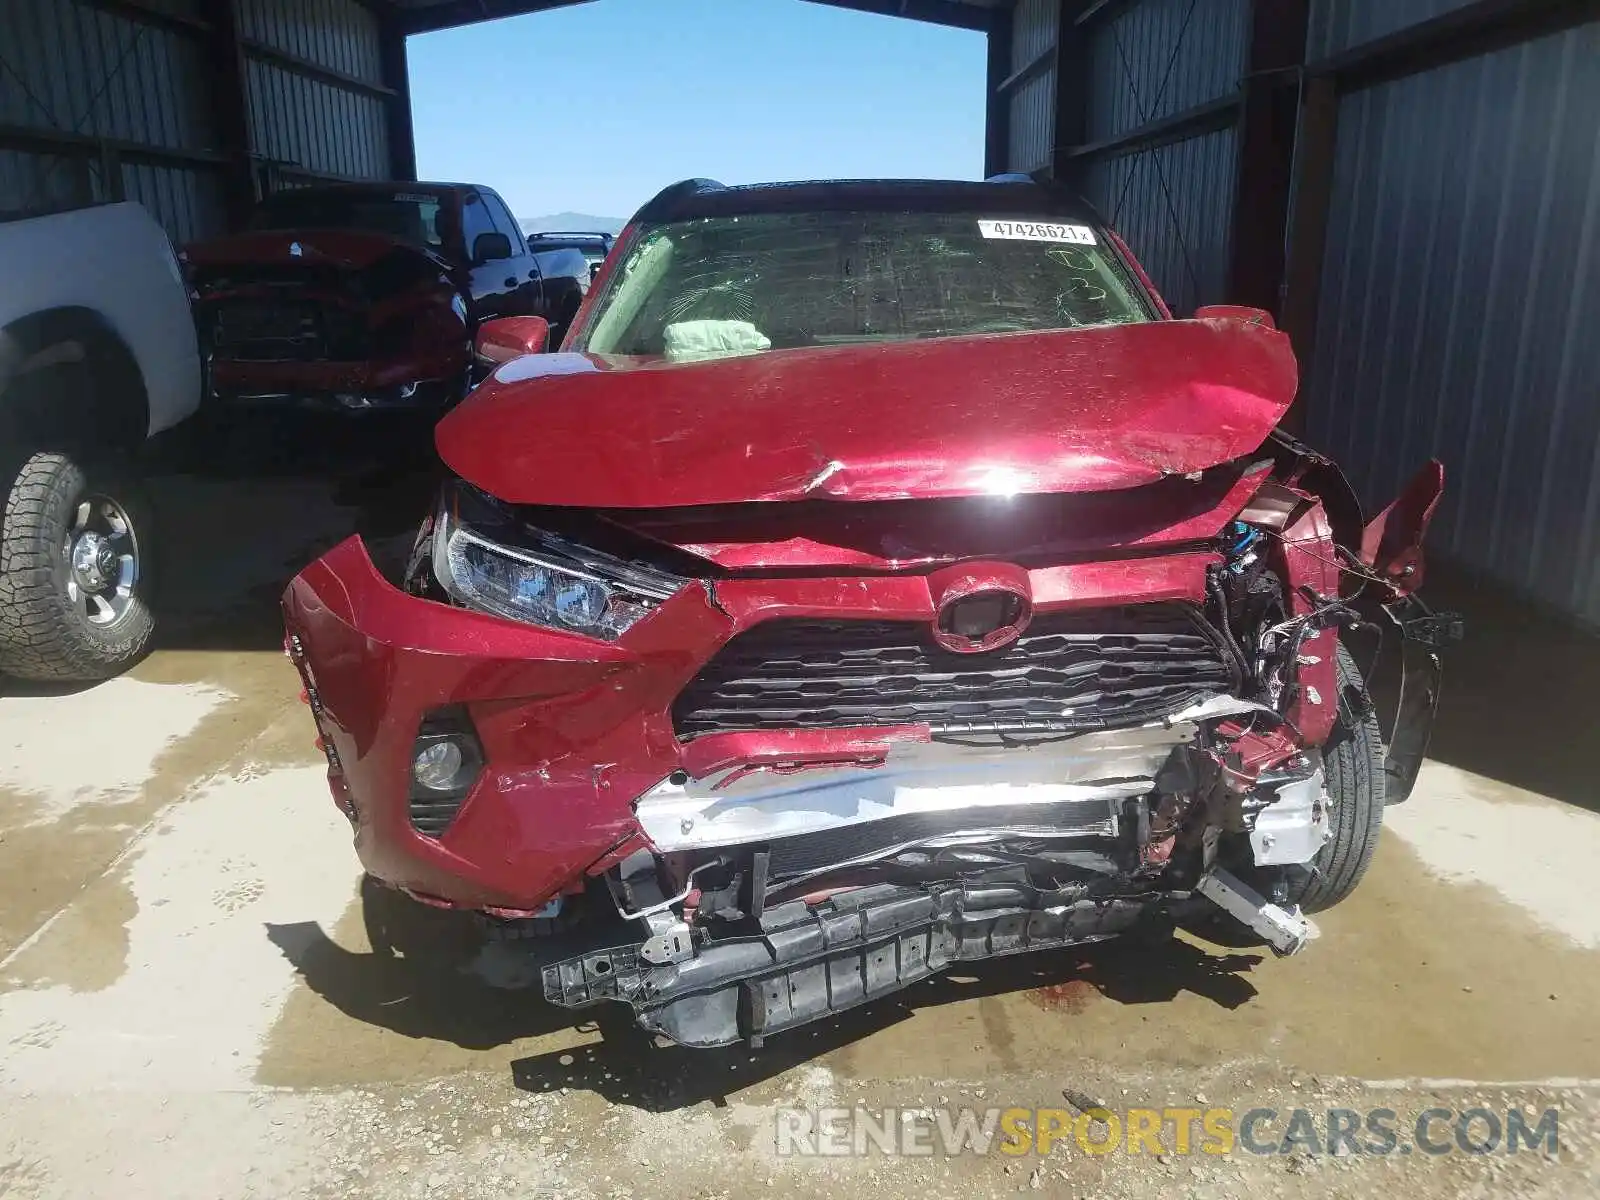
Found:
[636,178,727,222]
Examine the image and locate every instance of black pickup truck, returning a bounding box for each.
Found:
[185,182,588,412]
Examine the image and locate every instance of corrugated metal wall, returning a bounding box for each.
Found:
[1077,0,1249,314]
[1006,0,1058,174]
[1305,19,1600,622]
[237,0,391,185]
[237,0,385,79]
[1308,0,1478,58]
[0,0,397,241]
[244,58,390,181]
[1085,0,1248,140]
[1083,124,1237,316]
[0,0,223,236]
[119,161,225,245]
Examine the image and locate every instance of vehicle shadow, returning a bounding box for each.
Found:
[1397,558,1600,816]
[264,917,584,1051]
[143,410,440,654]
[266,882,1263,1111]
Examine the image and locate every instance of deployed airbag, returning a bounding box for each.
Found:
[664,319,772,362]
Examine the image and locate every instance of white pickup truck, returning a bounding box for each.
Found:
[0,202,200,681]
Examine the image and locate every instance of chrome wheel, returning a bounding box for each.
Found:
[64,494,140,627]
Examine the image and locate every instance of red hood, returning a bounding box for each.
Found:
[184,228,447,271]
[435,317,1298,508]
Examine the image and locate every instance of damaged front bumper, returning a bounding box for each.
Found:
[281,535,1381,1047]
[210,353,467,412]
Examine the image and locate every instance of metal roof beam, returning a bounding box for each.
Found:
[243,38,397,98]
[798,0,1003,31]
[74,0,210,37]
[1062,94,1239,163]
[0,122,226,169]
[1308,0,1600,90]
[398,0,597,35]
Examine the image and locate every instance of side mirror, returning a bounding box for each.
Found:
[589,261,602,282]
[1194,304,1275,328]
[472,231,512,265]
[474,316,550,364]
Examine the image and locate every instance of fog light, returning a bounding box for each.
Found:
[412,739,466,791]
[407,708,484,838]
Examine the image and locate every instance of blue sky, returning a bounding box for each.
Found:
[407,0,988,221]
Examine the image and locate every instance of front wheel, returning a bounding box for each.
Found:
[1188,644,1385,946]
[0,451,156,682]
[1284,643,1386,912]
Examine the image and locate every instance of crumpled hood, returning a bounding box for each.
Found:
[184,228,447,272]
[435,317,1298,508]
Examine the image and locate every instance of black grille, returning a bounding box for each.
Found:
[672,603,1234,738]
[209,300,324,360]
[205,299,366,362]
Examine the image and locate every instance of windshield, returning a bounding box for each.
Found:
[572,210,1152,361]
[249,190,445,251]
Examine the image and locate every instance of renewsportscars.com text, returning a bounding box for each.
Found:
[775,1105,1560,1158]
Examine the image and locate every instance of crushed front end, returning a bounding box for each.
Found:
[282,324,1457,1049]
[186,230,471,411]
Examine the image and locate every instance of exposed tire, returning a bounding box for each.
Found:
[360,875,483,967]
[1187,643,1385,946]
[0,452,156,682]
[1287,642,1386,912]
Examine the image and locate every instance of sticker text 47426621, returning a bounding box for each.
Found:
[978,220,1098,245]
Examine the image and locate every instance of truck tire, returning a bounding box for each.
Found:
[1187,644,1385,946]
[0,451,156,682]
[1288,642,1386,912]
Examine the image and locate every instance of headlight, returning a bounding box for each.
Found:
[431,481,684,640]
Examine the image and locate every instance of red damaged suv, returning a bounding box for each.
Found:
[283,177,1459,1049]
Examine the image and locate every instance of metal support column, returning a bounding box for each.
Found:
[1279,74,1339,416]
[208,0,257,227]
[380,16,418,181]
[1051,1,1093,185]
[1226,0,1310,318]
[984,5,1014,177]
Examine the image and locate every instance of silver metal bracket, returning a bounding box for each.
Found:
[1197,868,1315,957]
[638,916,695,965]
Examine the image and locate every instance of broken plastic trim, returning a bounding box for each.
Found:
[542,879,1158,1047]
[1380,596,1464,805]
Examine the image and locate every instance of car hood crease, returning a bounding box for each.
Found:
[435,317,1299,508]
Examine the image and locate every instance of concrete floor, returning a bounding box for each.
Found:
[2,419,1598,1198]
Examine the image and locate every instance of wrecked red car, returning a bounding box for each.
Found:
[187,182,588,411]
[283,178,1460,1048]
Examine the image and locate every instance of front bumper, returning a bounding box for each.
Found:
[282,535,1271,913]
[211,354,467,411]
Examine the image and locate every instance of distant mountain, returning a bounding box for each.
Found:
[519,212,625,235]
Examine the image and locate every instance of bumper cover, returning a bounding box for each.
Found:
[211,353,466,410]
[283,536,1254,912]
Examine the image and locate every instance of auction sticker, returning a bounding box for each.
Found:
[978,219,1098,245]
